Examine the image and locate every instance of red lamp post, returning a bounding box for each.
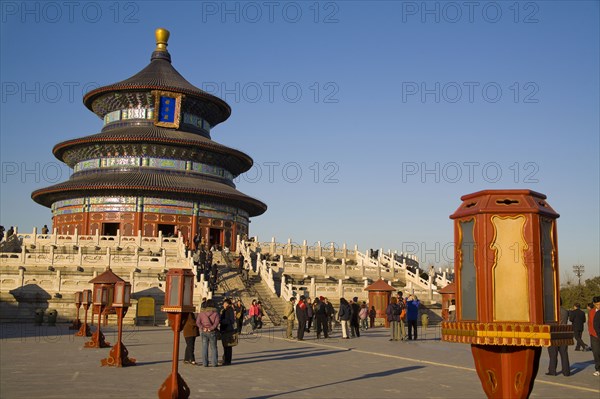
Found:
[75,289,92,337]
[158,269,195,399]
[102,281,136,367]
[85,284,111,348]
[70,291,83,330]
[442,190,573,398]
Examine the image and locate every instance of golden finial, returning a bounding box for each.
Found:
[155,28,170,52]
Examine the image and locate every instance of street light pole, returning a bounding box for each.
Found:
[572,264,585,286]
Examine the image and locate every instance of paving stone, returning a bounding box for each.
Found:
[1,323,598,398]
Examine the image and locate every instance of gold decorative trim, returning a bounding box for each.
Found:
[441,321,573,347]
[152,90,183,129]
[160,305,195,313]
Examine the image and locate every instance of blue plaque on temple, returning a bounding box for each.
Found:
[159,96,175,122]
[152,90,183,128]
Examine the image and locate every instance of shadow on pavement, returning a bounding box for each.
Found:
[234,349,344,365]
[247,365,426,399]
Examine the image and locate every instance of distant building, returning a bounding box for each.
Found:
[32,29,266,250]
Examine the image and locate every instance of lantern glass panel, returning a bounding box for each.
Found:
[168,275,181,307]
[114,283,124,305]
[540,218,557,322]
[123,284,131,306]
[459,219,477,320]
[83,289,91,304]
[101,287,108,305]
[75,291,82,304]
[183,275,193,306]
[107,287,114,307]
[94,286,103,305]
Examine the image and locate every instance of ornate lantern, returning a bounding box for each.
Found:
[102,281,136,367]
[158,269,195,399]
[85,268,125,348]
[85,283,111,348]
[442,189,573,398]
[70,291,83,330]
[75,289,92,337]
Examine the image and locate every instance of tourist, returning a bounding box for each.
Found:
[448,299,456,322]
[248,300,260,332]
[546,298,571,376]
[192,250,202,282]
[338,297,351,339]
[386,297,401,341]
[196,299,220,367]
[314,297,329,339]
[406,294,420,340]
[284,297,296,339]
[193,232,201,250]
[397,291,407,341]
[296,295,308,341]
[350,297,361,338]
[359,301,369,330]
[183,312,199,365]
[369,306,376,328]
[306,297,313,333]
[234,299,246,334]
[237,253,245,273]
[199,248,207,268]
[241,264,249,283]
[206,250,213,268]
[0,226,4,241]
[256,301,264,329]
[6,226,14,239]
[41,224,49,234]
[569,303,589,351]
[324,297,335,332]
[210,264,219,292]
[219,299,236,366]
[590,297,600,376]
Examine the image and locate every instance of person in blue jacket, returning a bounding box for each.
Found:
[406,294,420,340]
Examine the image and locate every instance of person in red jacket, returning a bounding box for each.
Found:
[248,299,260,332]
[590,297,600,377]
[296,296,308,341]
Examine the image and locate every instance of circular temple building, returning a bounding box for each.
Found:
[32,28,267,250]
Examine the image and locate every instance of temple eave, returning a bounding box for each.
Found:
[52,136,253,174]
[32,186,267,217]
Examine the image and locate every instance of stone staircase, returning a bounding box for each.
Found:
[244,271,287,326]
[212,252,286,327]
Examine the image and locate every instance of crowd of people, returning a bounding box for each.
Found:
[0,225,13,242]
[182,298,238,367]
[283,295,375,341]
[385,291,421,341]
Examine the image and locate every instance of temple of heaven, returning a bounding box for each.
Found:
[32,28,267,250]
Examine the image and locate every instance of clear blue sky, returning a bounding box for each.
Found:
[1,1,598,280]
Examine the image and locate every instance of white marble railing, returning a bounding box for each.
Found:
[236,235,450,303]
[14,227,183,250]
[280,275,294,301]
[0,266,164,295]
[255,253,277,295]
[2,228,193,272]
[0,246,196,270]
[193,273,212,301]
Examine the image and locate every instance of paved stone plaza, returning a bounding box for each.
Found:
[1,323,598,398]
